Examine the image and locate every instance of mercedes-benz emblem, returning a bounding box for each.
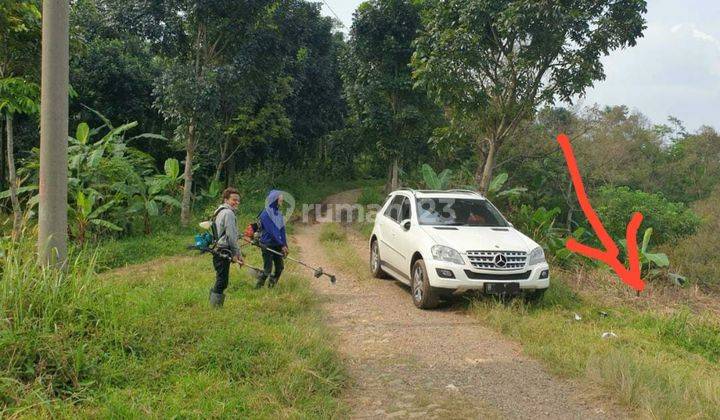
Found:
[494,253,507,267]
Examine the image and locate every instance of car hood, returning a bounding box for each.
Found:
[418,225,537,253]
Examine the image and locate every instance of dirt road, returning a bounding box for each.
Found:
[294,189,626,419]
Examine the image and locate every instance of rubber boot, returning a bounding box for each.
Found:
[209,290,225,308]
[255,274,267,289]
[268,275,278,289]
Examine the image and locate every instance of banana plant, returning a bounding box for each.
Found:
[420,164,452,189]
[619,227,670,275]
[69,190,122,245]
[68,121,139,185]
[199,178,222,202]
[128,175,182,234]
[486,172,527,199]
[147,158,183,199]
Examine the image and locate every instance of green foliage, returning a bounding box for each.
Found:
[357,185,384,207]
[662,188,720,287]
[18,115,177,242]
[618,228,670,277]
[420,164,452,189]
[69,189,122,245]
[512,205,588,266]
[594,186,700,245]
[655,127,720,203]
[342,0,441,176]
[0,77,40,116]
[486,173,527,199]
[411,0,647,190]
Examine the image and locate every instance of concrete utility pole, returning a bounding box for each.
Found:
[38,0,69,266]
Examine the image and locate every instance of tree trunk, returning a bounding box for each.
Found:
[214,135,231,182]
[0,117,5,190]
[38,0,69,266]
[6,114,22,241]
[180,121,196,227]
[391,159,400,191]
[225,153,236,188]
[477,139,497,194]
[144,212,151,235]
[384,162,392,193]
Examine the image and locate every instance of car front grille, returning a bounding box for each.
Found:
[465,250,527,270]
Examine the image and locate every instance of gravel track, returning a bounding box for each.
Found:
[294,189,628,419]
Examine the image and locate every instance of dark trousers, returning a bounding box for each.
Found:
[212,250,231,294]
[259,245,284,285]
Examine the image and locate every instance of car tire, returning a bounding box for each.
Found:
[370,239,389,279]
[524,288,547,303]
[411,259,439,309]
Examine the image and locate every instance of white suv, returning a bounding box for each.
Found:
[369,189,549,309]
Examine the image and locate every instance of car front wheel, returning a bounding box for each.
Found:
[370,239,389,279]
[411,259,439,309]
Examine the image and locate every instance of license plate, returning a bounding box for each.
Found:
[484,282,520,295]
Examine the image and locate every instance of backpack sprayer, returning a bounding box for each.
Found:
[188,220,265,278]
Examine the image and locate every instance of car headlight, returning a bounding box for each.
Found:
[527,246,546,266]
[431,245,464,265]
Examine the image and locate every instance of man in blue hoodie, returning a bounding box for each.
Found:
[256,189,289,288]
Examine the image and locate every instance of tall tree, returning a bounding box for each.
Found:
[0,78,39,240]
[149,0,272,226]
[412,0,647,193]
[1,0,42,232]
[38,0,69,265]
[343,0,441,191]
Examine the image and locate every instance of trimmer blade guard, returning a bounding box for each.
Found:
[329,275,337,284]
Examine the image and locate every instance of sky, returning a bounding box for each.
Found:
[319,0,720,131]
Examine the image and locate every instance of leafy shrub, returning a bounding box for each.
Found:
[593,186,700,245]
[662,188,720,287]
[357,186,384,206]
[511,205,591,267]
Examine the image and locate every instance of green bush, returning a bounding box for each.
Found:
[357,186,384,206]
[593,186,700,245]
[662,188,720,287]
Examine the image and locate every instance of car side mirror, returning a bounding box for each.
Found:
[401,219,412,231]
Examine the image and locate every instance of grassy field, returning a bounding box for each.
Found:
[323,223,720,419]
[0,178,376,418]
[1,241,347,418]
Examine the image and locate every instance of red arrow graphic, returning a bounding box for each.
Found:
[556,133,645,292]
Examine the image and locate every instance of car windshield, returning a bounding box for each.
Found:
[415,197,508,227]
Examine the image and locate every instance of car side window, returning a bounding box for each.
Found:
[400,197,411,221]
[383,195,405,222]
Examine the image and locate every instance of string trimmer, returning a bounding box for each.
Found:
[186,241,265,279]
[242,237,337,284]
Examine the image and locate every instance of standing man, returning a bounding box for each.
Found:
[210,188,244,307]
[256,189,289,288]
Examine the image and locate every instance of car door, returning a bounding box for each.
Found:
[378,194,407,278]
[392,196,417,278]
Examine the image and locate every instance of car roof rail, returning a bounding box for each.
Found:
[396,188,417,196]
[446,189,486,198]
